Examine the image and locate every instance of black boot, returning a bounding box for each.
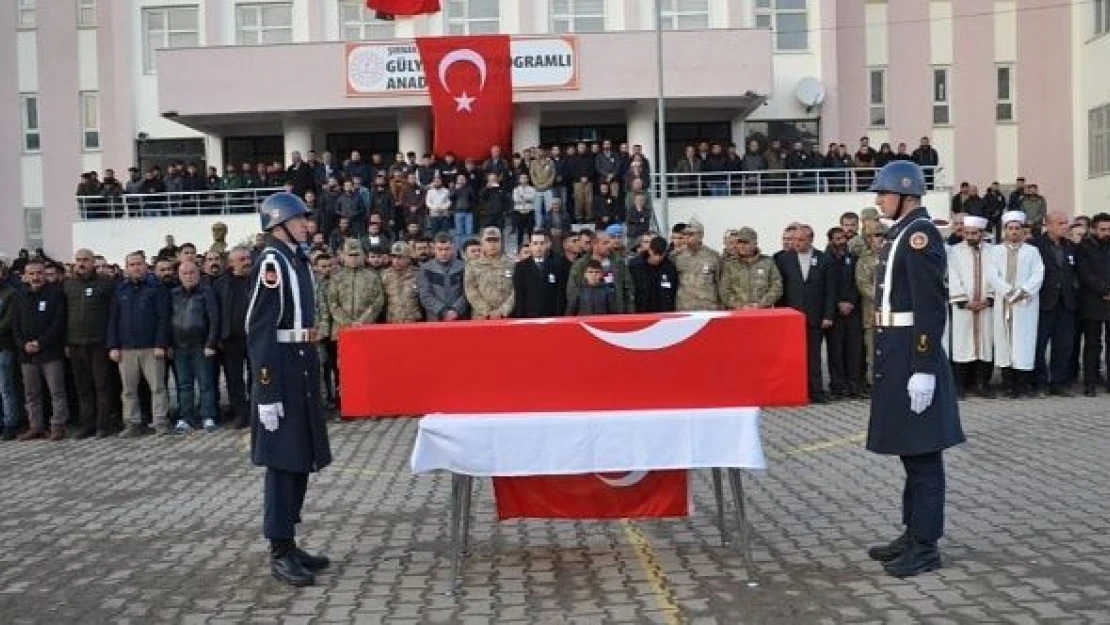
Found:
[1085,383,1097,397]
[271,541,315,587]
[883,540,941,577]
[291,546,331,572]
[867,531,909,562]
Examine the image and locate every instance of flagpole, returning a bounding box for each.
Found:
[654,0,670,233]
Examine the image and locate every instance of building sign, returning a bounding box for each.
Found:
[346,36,579,96]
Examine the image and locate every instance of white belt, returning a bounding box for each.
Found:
[276,329,318,343]
[875,311,915,327]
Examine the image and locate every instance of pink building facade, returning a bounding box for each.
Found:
[2,0,1106,258]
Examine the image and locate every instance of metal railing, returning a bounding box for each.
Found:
[76,187,285,220]
[652,166,943,197]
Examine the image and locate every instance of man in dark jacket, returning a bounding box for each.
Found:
[511,231,566,318]
[825,227,864,399]
[1076,212,1110,396]
[12,259,69,441]
[63,248,116,438]
[108,251,172,437]
[629,236,679,313]
[775,224,835,403]
[911,137,940,189]
[214,246,254,428]
[0,263,20,440]
[1031,212,1079,395]
[170,261,220,434]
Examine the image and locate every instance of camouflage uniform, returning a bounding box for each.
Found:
[464,255,515,318]
[313,271,337,408]
[326,266,385,331]
[674,244,721,311]
[717,253,783,309]
[381,265,423,323]
[855,244,880,383]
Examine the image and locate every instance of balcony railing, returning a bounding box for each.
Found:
[652,166,944,197]
[76,188,285,220]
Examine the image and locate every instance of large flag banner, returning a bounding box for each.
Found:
[493,471,689,519]
[366,0,440,17]
[416,35,513,161]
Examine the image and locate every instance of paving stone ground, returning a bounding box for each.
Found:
[0,395,1108,624]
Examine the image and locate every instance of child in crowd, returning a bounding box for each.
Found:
[567,260,616,316]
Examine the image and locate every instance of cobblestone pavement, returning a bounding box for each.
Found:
[1,395,1108,625]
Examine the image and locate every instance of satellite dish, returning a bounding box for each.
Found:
[795,78,826,112]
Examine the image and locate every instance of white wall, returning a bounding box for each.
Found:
[666,191,953,254]
[73,213,261,265]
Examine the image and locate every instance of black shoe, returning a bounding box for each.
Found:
[75,428,98,440]
[978,385,997,399]
[291,547,330,572]
[1,427,16,441]
[810,393,828,405]
[271,552,315,587]
[883,541,942,578]
[1084,385,1097,397]
[867,532,909,562]
[1006,387,1021,399]
[1047,386,1072,397]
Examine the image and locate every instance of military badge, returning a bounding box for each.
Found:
[917,334,929,353]
[909,232,928,250]
[260,367,272,385]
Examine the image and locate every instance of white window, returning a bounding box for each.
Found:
[24,208,43,250]
[81,91,100,151]
[660,0,709,30]
[1097,0,1110,37]
[20,94,40,153]
[868,68,886,128]
[996,65,1015,122]
[17,0,35,29]
[932,66,950,126]
[77,0,96,28]
[236,3,293,45]
[444,0,499,35]
[552,0,605,33]
[338,0,395,41]
[142,6,199,74]
[1091,104,1110,177]
[755,0,808,50]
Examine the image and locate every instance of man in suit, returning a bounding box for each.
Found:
[1076,212,1110,396]
[826,226,865,399]
[1031,211,1079,395]
[511,230,566,318]
[775,224,835,403]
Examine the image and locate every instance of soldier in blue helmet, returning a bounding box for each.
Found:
[248,192,333,587]
[865,161,965,577]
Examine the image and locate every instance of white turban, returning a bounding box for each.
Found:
[963,216,989,230]
[1001,211,1027,225]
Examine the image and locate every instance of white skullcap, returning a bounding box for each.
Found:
[963,216,989,230]
[1001,211,1026,225]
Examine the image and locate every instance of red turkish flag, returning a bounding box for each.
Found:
[493,471,689,520]
[416,35,513,161]
[366,0,440,17]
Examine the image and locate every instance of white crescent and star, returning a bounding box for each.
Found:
[437,48,488,113]
[595,471,649,487]
[578,311,732,352]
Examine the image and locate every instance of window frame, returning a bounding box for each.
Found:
[444,0,500,35]
[1096,0,1110,37]
[17,0,35,29]
[754,0,809,51]
[659,0,710,31]
[551,0,606,34]
[80,91,101,152]
[77,0,97,28]
[235,2,294,46]
[932,65,951,126]
[868,67,887,128]
[995,64,1016,123]
[141,6,200,74]
[24,207,43,251]
[20,93,40,153]
[1091,104,1110,177]
[337,0,395,41]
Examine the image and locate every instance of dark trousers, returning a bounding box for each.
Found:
[953,360,993,390]
[221,338,249,425]
[1069,312,1083,383]
[68,343,113,433]
[827,313,863,395]
[805,325,824,399]
[1081,319,1110,386]
[1035,303,1075,388]
[264,468,309,541]
[900,451,945,543]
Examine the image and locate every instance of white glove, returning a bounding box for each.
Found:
[907,373,936,415]
[259,403,284,432]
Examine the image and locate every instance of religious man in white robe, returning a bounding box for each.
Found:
[987,210,1045,398]
[947,216,995,397]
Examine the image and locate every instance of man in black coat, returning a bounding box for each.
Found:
[1031,211,1079,395]
[629,236,679,313]
[511,230,566,318]
[1076,212,1110,396]
[825,227,864,399]
[214,246,254,428]
[775,224,835,403]
[12,259,69,441]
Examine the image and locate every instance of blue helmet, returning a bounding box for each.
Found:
[258,192,310,231]
[868,161,926,197]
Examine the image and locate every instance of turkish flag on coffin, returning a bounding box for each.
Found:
[366,0,440,17]
[493,470,689,520]
[416,35,513,161]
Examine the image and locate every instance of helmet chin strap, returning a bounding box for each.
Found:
[278,222,308,260]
